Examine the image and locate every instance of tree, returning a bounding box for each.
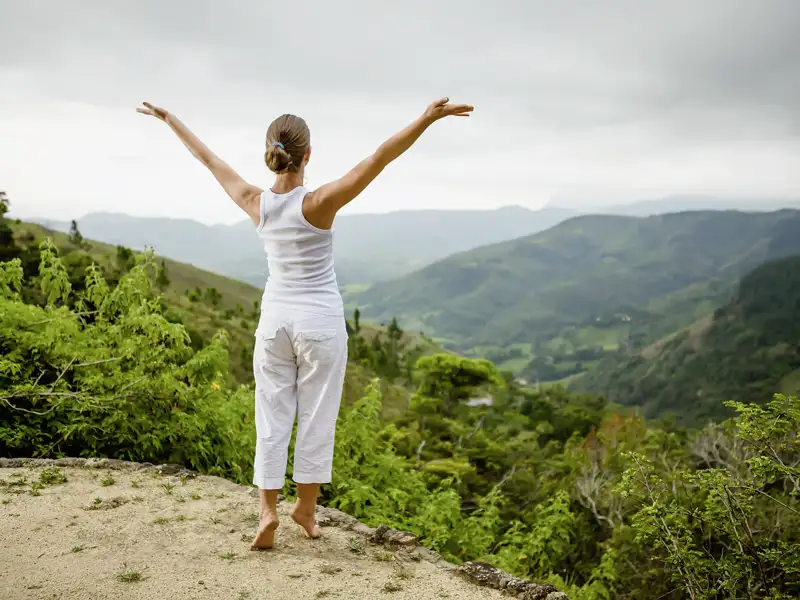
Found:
[114,245,135,273]
[68,220,84,247]
[156,259,170,289]
[387,316,402,341]
[0,190,19,263]
[205,286,222,308]
[412,353,505,417]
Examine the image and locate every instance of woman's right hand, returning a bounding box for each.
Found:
[423,97,474,122]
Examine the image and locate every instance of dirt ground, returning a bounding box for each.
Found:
[0,461,511,600]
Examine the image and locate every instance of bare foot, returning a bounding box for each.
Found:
[290,505,322,539]
[250,513,279,550]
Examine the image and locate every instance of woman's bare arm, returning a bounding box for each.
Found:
[304,97,473,229]
[136,102,263,225]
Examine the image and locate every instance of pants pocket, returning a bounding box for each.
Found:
[296,329,340,365]
[253,325,284,371]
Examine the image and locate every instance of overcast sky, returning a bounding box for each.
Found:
[2,0,799,225]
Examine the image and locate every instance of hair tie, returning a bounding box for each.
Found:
[271,141,285,150]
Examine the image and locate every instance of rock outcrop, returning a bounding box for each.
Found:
[0,457,567,599]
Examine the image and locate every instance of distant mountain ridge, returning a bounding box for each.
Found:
[553,194,800,216]
[31,205,579,287]
[28,196,799,289]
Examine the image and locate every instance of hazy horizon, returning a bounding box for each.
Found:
[18,194,800,231]
[2,0,799,226]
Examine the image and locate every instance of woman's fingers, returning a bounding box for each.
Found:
[425,97,473,120]
[138,102,167,119]
[444,104,474,117]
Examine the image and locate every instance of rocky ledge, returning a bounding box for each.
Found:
[0,456,567,599]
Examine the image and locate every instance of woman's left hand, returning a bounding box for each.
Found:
[136,102,169,122]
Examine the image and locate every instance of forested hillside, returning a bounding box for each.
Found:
[3,192,800,598]
[352,210,800,382]
[1,210,432,415]
[572,256,800,424]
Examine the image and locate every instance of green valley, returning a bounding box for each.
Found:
[351,209,800,384]
[571,255,800,424]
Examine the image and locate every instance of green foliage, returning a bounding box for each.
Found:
[575,256,800,424]
[344,310,438,385]
[613,395,800,598]
[415,354,503,405]
[67,220,90,250]
[325,365,798,599]
[37,238,72,306]
[0,242,254,482]
[205,287,222,307]
[0,191,21,266]
[493,490,576,577]
[115,245,136,274]
[2,226,799,598]
[39,467,68,486]
[156,259,170,289]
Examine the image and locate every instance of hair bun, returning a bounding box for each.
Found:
[264,114,310,174]
[265,144,293,173]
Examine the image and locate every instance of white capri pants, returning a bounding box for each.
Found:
[252,309,348,490]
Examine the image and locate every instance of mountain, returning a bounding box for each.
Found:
[28,195,800,289]
[32,213,268,287]
[31,205,579,287]
[561,194,800,216]
[350,210,800,377]
[570,256,800,424]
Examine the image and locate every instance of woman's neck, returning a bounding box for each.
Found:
[271,169,304,194]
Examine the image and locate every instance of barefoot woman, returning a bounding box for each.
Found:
[137,97,473,549]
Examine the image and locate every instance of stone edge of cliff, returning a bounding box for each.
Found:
[0,456,568,600]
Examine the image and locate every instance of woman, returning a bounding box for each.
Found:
[137,97,473,549]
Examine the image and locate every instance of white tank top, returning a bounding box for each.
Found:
[256,186,343,315]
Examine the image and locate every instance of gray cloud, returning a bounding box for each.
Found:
[3,1,798,128]
[1,0,799,223]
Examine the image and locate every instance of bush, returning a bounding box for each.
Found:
[0,240,253,482]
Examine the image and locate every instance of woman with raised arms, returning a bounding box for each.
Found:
[137,96,473,549]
